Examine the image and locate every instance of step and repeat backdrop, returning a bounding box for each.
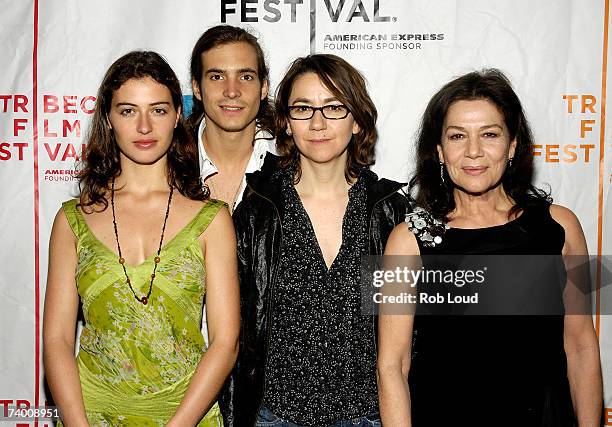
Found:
[0,0,610,425]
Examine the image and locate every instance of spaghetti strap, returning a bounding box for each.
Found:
[188,199,227,237]
[61,199,84,238]
[56,196,227,426]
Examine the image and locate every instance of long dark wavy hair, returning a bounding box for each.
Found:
[77,51,208,210]
[410,68,550,221]
[275,54,378,182]
[188,25,274,137]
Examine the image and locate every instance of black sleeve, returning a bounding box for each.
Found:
[218,199,253,426]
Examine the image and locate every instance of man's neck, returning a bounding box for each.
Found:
[202,121,257,169]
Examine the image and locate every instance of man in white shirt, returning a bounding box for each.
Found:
[188,26,276,358]
[188,25,276,213]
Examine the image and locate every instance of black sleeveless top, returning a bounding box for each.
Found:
[408,202,576,427]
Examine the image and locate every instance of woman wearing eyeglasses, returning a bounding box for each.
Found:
[218,54,409,426]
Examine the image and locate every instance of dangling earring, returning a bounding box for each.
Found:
[508,157,514,168]
[286,128,292,136]
[439,161,445,185]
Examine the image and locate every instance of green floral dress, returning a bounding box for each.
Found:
[60,198,226,427]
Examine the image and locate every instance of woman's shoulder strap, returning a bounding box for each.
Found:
[61,198,84,237]
[189,199,228,236]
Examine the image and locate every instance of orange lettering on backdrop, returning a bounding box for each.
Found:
[580,119,596,138]
[563,94,597,114]
[532,144,542,158]
[581,94,596,113]
[562,144,578,162]
[532,143,595,163]
[562,94,579,113]
[556,94,598,163]
[545,144,560,162]
[580,144,595,162]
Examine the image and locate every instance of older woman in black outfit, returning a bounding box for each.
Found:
[377,69,602,426]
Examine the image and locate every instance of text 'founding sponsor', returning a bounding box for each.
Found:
[323,33,445,51]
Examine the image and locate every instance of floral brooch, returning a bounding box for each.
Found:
[405,207,448,247]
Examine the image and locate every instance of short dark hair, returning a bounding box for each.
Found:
[78,51,208,210]
[410,68,549,220]
[188,25,274,135]
[275,54,378,182]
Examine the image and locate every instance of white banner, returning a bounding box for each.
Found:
[1,0,610,424]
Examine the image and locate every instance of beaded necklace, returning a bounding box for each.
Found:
[110,177,173,305]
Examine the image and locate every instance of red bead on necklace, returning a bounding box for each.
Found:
[111,178,173,305]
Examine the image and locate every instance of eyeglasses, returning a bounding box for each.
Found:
[287,104,351,120]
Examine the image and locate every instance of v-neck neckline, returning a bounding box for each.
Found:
[75,202,209,269]
[288,183,356,272]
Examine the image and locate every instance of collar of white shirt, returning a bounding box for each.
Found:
[196,118,277,209]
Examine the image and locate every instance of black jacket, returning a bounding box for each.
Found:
[219,154,410,426]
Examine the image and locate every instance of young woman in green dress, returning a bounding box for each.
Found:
[43,51,239,426]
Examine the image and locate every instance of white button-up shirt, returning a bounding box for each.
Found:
[196,118,277,210]
[197,119,276,343]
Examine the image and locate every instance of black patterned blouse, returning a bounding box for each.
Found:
[262,168,378,426]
